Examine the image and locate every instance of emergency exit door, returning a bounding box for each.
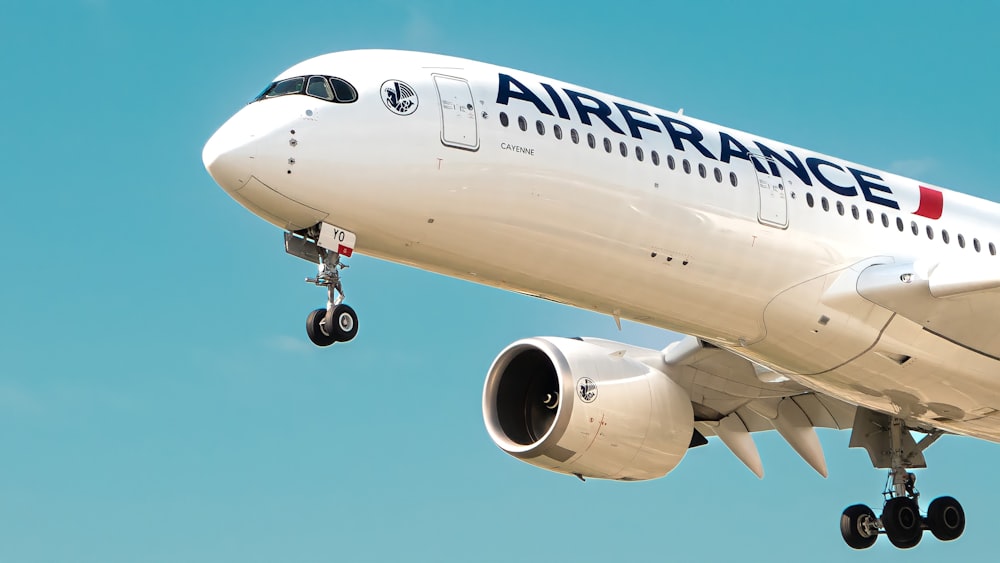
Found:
[433,75,479,151]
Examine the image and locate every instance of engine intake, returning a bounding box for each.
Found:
[483,337,694,481]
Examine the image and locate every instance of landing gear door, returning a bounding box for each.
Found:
[433,75,479,151]
[753,155,788,229]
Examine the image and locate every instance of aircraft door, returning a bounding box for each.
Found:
[753,155,788,228]
[433,75,479,151]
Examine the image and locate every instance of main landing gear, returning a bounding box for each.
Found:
[304,247,359,346]
[840,412,965,549]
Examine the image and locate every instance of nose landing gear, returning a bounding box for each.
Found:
[284,225,360,347]
[306,304,358,346]
[304,247,358,346]
[840,411,965,549]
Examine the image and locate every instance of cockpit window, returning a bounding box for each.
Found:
[329,78,358,103]
[267,77,306,98]
[252,75,358,104]
[306,76,334,101]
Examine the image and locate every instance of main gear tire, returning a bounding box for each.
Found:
[927,496,965,541]
[840,504,878,549]
[882,497,922,549]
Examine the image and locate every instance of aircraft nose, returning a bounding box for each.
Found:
[202,115,257,195]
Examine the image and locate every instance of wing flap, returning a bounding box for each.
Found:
[857,260,1000,359]
[668,336,855,477]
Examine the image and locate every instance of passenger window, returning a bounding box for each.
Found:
[329,77,358,102]
[667,155,676,170]
[896,217,904,232]
[604,137,612,153]
[518,116,527,131]
[867,209,875,224]
[942,229,950,243]
[636,146,644,162]
[499,112,509,127]
[958,234,966,248]
[652,151,660,166]
[587,133,596,149]
[536,120,545,135]
[554,124,563,140]
[714,168,722,183]
[806,193,815,208]
[306,76,334,100]
[837,201,845,216]
[881,213,890,228]
[991,242,997,256]
[682,159,691,174]
[910,221,919,235]
[851,205,860,220]
[619,142,628,157]
[821,197,829,212]
[926,226,934,240]
[571,129,580,144]
[729,172,738,187]
[698,163,707,178]
[975,238,982,252]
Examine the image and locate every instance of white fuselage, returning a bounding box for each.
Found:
[204,50,1000,441]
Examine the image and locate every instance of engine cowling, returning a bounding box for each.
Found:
[482,337,694,481]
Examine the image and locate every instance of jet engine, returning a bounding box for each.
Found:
[482,337,694,481]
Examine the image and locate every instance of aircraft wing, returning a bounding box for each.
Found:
[658,336,857,478]
[856,259,1000,360]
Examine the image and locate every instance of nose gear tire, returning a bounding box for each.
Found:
[329,304,358,342]
[307,308,337,346]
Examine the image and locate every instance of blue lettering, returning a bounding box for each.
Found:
[497,74,553,116]
[563,89,625,135]
[806,157,857,197]
[755,142,812,186]
[656,115,716,160]
[614,103,661,140]
[540,83,570,120]
[848,168,899,209]
[719,132,767,172]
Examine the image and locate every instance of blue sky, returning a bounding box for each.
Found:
[3,1,999,561]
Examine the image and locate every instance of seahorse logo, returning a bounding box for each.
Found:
[577,378,598,403]
[381,80,418,116]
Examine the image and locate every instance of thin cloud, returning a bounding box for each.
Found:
[888,157,936,179]
[267,334,317,353]
[403,9,437,46]
[0,382,41,413]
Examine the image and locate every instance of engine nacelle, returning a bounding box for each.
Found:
[482,337,694,481]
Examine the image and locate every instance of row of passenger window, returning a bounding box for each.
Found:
[498,111,995,256]
[804,193,997,255]
[498,112,739,188]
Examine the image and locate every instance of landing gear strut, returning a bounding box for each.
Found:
[284,226,360,347]
[304,248,359,346]
[841,410,965,549]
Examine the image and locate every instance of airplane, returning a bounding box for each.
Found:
[202,49,1000,549]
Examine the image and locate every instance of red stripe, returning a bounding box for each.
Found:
[338,245,354,257]
[914,185,943,219]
